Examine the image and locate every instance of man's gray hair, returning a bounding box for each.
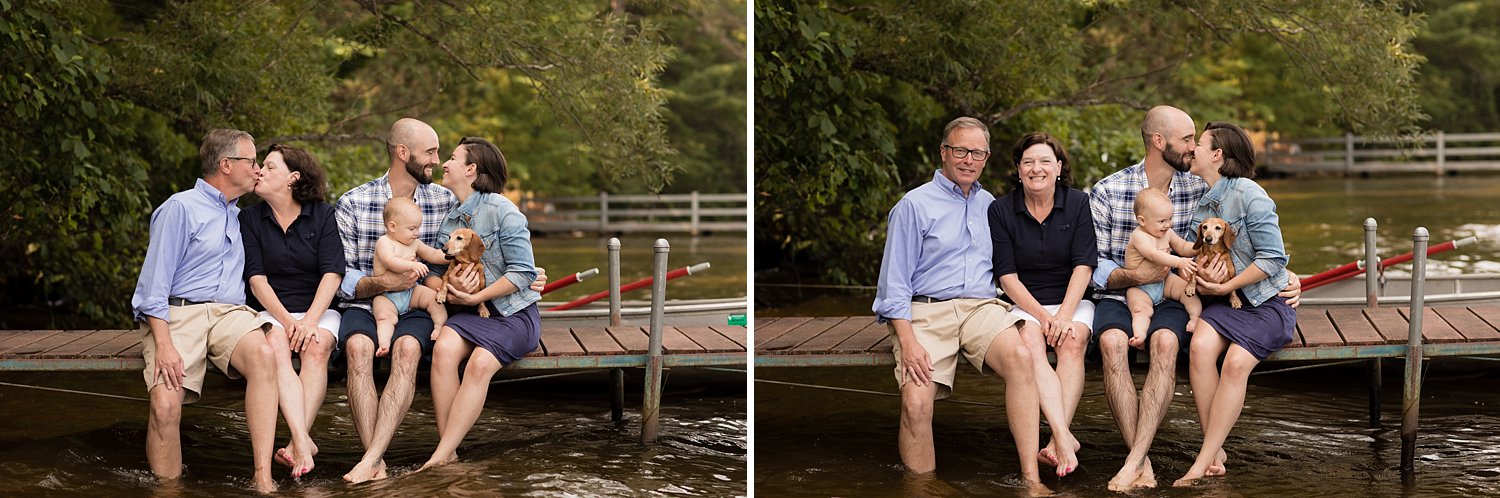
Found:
[942,116,990,146]
[200,129,253,177]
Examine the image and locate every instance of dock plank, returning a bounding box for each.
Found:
[610,326,650,352]
[759,317,843,351]
[0,331,58,356]
[1431,307,1500,341]
[81,330,144,357]
[38,330,116,357]
[661,327,705,353]
[831,319,886,353]
[573,327,626,355]
[677,326,742,352]
[793,317,869,353]
[754,317,811,348]
[1364,308,1410,343]
[4,331,89,356]
[711,325,747,349]
[1399,308,1467,343]
[1464,306,1500,339]
[540,327,586,356]
[1297,311,1343,347]
[1327,308,1385,345]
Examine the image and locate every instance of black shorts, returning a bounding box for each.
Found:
[1089,298,1190,359]
[337,307,435,364]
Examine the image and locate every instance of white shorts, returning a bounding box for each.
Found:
[1008,300,1096,335]
[256,309,342,341]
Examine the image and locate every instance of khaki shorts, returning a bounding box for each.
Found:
[890,297,1022,400]
[140,303,270,404]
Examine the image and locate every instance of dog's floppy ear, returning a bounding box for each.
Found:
[1220,220,1236,252]
[1193,223,1206,251]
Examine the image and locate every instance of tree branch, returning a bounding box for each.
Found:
[988,97,1151,124]
[355,0,482,81]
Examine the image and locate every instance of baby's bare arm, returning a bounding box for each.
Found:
[376,237,422,273]
[413,240,448,265]
[1134,231,1193,271]
[1167,231,1198,256]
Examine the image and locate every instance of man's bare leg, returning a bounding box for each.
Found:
[1176,344,1258,486]
[1188,321,1231,477]
[1119,329,1180,489]
[229,330,280,493]
[897,377,939,474]
[146,385,187,481]
[983,329,1050,495]
[342,334,386,481]
[1099,329,1149,491]
[1017,323,1078,476]
[1039,324,1087,471]
[344,335,422,483]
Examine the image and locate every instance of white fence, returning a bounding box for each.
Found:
[523,191,747,235]
[1265,132,1500,175]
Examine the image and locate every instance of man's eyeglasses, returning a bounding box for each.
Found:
[942,145,990,161]
[226,156,259,167]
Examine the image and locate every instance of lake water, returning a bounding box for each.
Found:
[534,234,747,302]
[754,175,1500,496]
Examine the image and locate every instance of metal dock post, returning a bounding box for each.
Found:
[1364,218,1382,427]
[607,237,624,423]
[1401,227,1429,473]
[642,238,669,443]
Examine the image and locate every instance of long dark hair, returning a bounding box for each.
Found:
[458,136,508,194]
[269,143,329,203]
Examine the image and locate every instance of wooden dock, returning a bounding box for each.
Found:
[0,325,748,372]
[754,306,1500,366]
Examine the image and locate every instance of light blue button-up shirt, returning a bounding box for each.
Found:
[872,170,998,322]
[131,179,247,322]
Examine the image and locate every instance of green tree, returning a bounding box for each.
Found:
[0,0,689,327]
[1413,0,1500,132]
[756,0,1426,285]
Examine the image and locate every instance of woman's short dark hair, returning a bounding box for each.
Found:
[1204,121,1257,179]
[269,143,329,204]
[1008,132,1072,190]
[459,136,509,194]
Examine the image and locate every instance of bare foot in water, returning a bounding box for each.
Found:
[253,474,277,494]
[1134,457,1158,488]
[417,452,458,472]
[343,458,387,484]
[1037,445,1059,468]
[1025,480,1056,497]
[290,442,315,478]
[1206,449,1227,477]
[1107,462,1142,492]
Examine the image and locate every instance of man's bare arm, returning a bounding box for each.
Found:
[350,271,417,299]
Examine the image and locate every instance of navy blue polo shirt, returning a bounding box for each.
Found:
[988,185,1098,305]
[238,201,346,313]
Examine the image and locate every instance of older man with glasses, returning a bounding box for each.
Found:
[872,116,1050,494]
[130,128,282,493]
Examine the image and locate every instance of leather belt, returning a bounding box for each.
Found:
[168,297,209,307]
[912,295,952,304]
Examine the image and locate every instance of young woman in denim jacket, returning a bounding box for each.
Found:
[418,136,542,470]
[1175,121,1296,486]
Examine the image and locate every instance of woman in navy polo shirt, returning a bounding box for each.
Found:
[416,136,542,471]
[239,143,345,477]
[988,132,1098,476]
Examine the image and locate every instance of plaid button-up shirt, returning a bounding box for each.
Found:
[1088,161,1207,301]
[334,174,456,311]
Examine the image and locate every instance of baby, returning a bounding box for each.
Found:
[371,197,449,357]
[1123,188,1201,348]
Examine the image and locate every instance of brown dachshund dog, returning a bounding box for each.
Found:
[438,228,490,318]
[1187,217,1242,309]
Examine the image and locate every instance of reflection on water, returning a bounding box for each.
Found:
[756,366,1500,497]
[0,370,745,497]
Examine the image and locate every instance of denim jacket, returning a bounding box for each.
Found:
[1187,177,1289,307]
[430,191,540,316]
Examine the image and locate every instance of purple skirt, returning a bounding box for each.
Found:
[1199,295,1296,361]
[445,303,540,366]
